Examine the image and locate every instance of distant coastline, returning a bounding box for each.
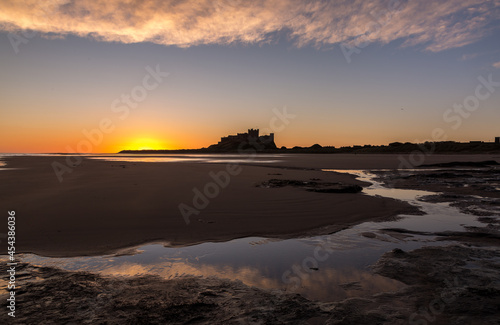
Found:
[120,140,500,154]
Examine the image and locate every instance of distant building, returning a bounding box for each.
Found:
[496,137,500,144]
[208,129,276,151]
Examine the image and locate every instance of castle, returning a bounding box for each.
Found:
[208,129,277,151]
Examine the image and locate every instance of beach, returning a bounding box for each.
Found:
[1,153,499,324]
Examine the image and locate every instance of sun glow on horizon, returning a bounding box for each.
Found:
[121,138,173,151]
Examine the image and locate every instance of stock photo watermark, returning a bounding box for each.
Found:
[397,72,500,170]
[340,0,406,63]
[409,276,463,325]
[6,210,17,318]
[178,106,296,225]
[51,65,169,182]
[443,74,500,130]
[281,236,336,290]
[7,2,59,54]
[7,29,37,54]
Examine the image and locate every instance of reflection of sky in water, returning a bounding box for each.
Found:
[87,155,282,164]
[3,169,489,302]
[0,159,17,170]
[0,153,72,157]
[15,228,455,302]
[0,153,287,165]
[0,154,67,170]
[325,169,485,232]
[18,235,427,301]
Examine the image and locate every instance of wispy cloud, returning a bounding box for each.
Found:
[0,0,498,51]
[460,53,479,61]
[493,61,500,68]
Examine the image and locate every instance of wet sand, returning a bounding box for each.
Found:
[0,155,425,257]
[2,154,500,324]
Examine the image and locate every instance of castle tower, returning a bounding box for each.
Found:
[248,128,259,138]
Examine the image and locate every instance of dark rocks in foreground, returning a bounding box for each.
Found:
[0,263,327,325]
[372,245,500,324]
[372,167,500,200]
[3,242,500,324]
[420,160,500,168]
[307,185,362,193]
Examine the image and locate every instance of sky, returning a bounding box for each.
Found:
[1,0,500,153]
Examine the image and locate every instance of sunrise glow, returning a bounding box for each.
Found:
[125,138,172,151]
[2,2,500,323]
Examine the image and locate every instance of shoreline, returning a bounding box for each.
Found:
[1,155,499,323]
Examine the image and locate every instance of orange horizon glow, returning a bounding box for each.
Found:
[3,132,500,154]
[112,138,176,152]
[1,115,500,154]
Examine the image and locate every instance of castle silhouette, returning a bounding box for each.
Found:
[208,129,277,151]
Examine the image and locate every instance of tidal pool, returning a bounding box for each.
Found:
[87,154,284,164]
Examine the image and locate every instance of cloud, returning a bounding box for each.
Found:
[494,61,500,68]
[0,0,499,52]
[460,53,479,61]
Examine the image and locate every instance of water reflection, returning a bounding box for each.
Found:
[87,155,282,164]
[325,169,485,232]
[98,261,403,301]
[15,224,451,303]
[89,157,207,163]
[17,236,412,302]
[0,154,61,170]
[324,169,433,201]
[0,159,16,170]
[0,153,285,165]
